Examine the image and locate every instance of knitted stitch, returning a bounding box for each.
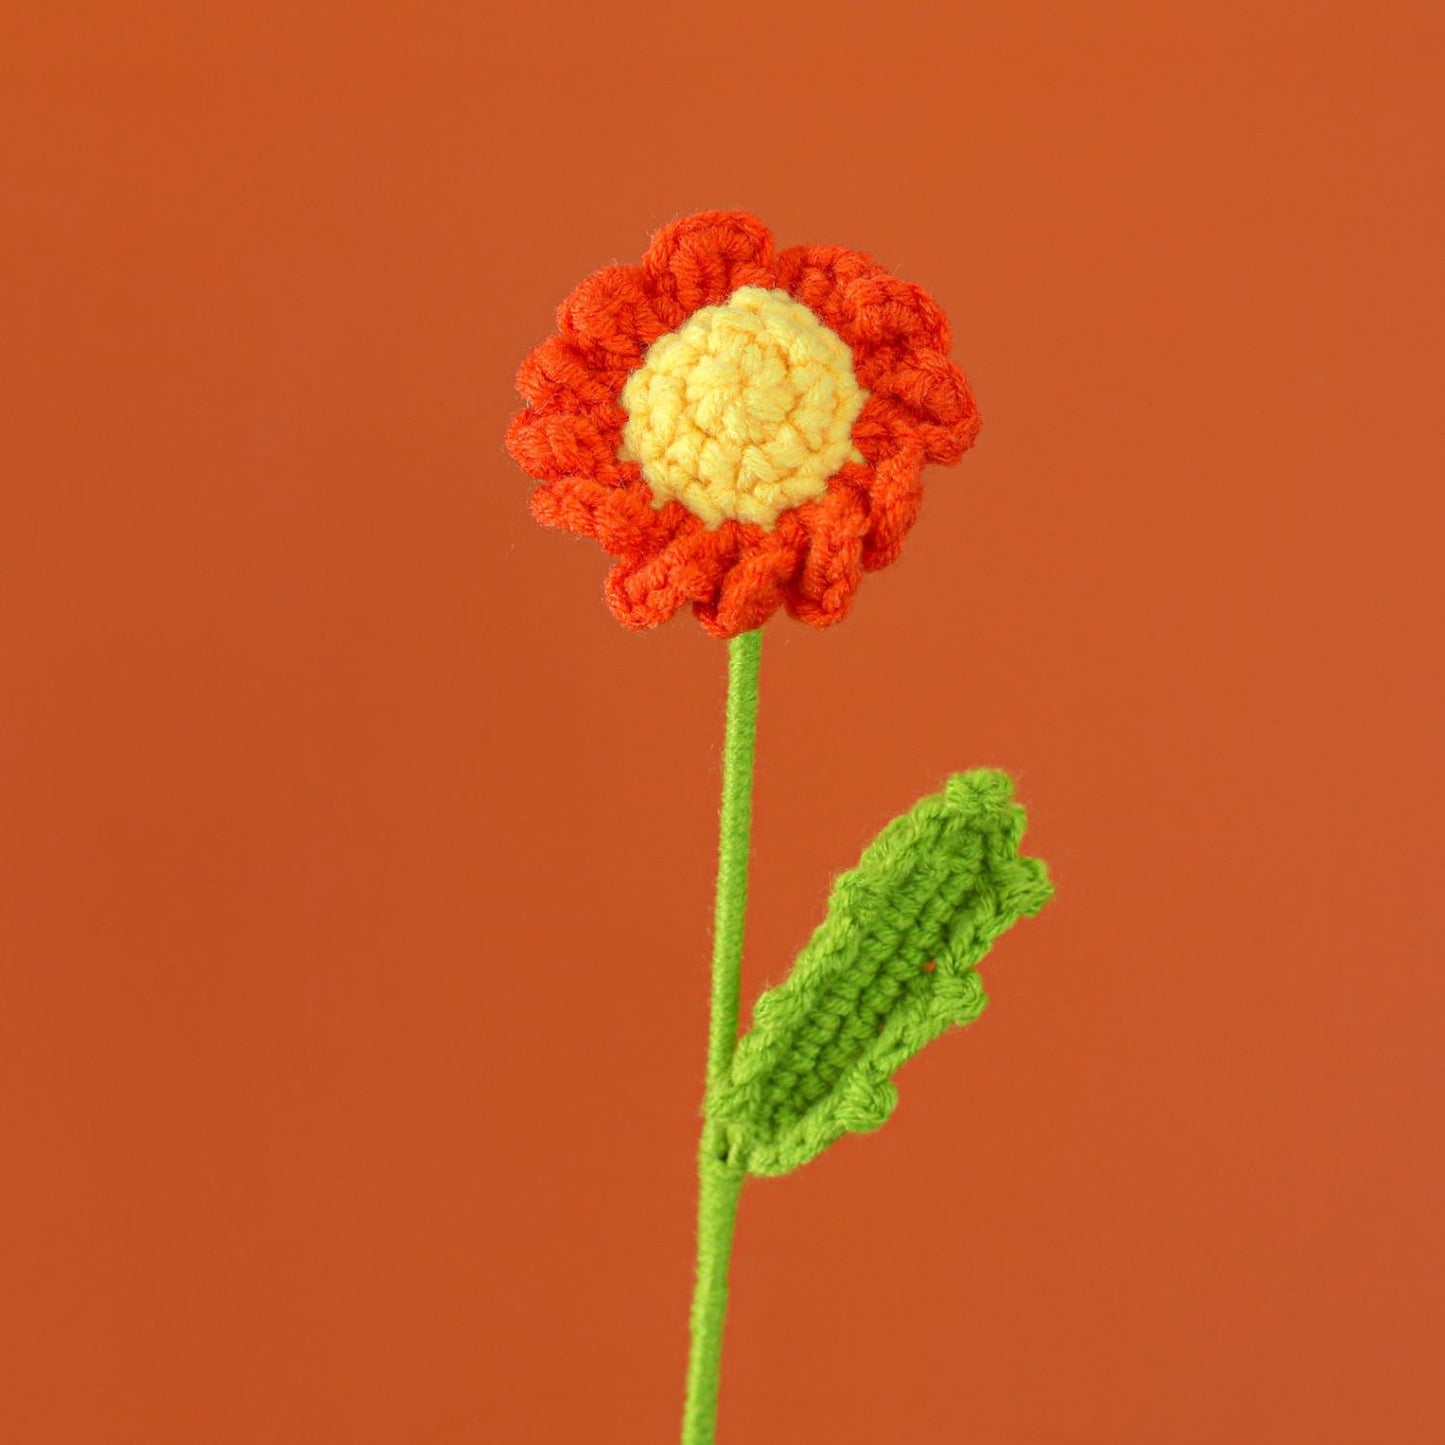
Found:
[619,287,867,529]
[507,216,1040,1443]
[507,210,981,638]
[709,770,1052,1177]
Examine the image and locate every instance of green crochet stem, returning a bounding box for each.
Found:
[681,627,761,1445]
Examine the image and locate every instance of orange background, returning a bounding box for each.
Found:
[2,3,1442,1441]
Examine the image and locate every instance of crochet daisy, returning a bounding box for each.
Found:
[506,210,981,638]
[505,210,1051,1445]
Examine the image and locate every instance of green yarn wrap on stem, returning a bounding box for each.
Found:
[681,627,762,1445]
[704,629,761,1099]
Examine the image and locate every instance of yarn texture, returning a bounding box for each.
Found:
[507,210,981,638]
[508,215,1051,1445]
[709,769,1052,1177]
[682,632,761,1445]
[619,287,867,529]
[676,638,1052,1445]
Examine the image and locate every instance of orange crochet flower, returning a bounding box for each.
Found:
[507,210,980,638]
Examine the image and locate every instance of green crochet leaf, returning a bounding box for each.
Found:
[709,769,1052,1178]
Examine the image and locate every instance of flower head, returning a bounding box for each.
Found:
[507,210,980,638]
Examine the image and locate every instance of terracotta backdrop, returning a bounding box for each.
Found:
[3,3,1441,1442]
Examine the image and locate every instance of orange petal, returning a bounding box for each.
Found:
[858,444,926,573]
[555,264,667,361]
[603,523,731,631]
[590,479,689,559]
[515,334,627,416]
[851,395,905,465]
[774,243,885,348]
[529,477,616,539]
[696,527,805,639]
[506,408,623,484]
[786,485,869,626]
[860,352,981,465]
[641,211,776,321]
[844,274,952,353]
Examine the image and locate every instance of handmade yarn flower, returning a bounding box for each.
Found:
[507,212,1049,1445]
[506,210,981,637]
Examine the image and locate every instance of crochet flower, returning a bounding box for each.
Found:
[507,210,981,638]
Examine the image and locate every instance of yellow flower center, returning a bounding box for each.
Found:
[618,287,866,529]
